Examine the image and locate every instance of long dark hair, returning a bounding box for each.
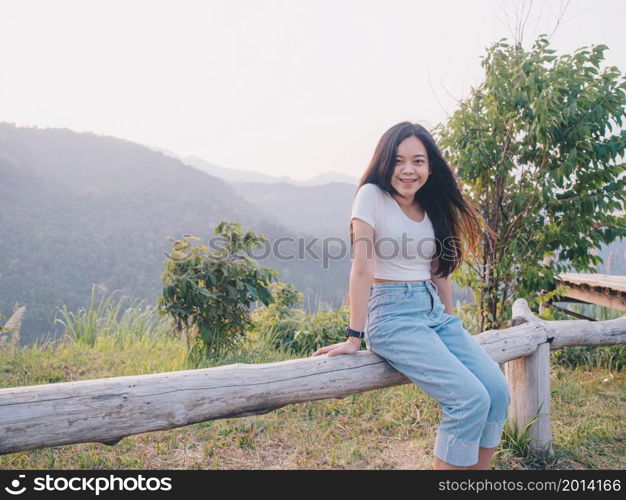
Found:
[349,121,493,278]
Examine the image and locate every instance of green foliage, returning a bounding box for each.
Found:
[501,416,537,459]
[157,221,279,363]
[251,282,350,356]
[437,35,626,331]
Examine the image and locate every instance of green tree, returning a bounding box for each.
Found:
[158,221,278,363]
[437,35,626,332]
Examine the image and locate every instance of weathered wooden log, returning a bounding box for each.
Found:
[1,351,406,454]
[505,340,554,459]
[1,309,625,455]
[507,299,557,458]
[512,298,626,349]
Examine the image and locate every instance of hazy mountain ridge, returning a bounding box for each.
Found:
[180,153,358,186]
[0,123,351,344]
[230,181,357,238]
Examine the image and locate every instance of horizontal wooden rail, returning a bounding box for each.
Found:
[1,298,625,456]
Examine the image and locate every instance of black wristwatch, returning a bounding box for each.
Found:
[345,326,365,339]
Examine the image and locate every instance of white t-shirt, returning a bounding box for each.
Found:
[351,183,436,280]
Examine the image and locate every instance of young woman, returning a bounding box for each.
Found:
[311,122,510,470]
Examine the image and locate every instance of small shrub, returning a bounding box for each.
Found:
[251,282,350,356]
[158,221,278,363]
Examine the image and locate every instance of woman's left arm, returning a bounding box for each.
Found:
[431,257,454,314]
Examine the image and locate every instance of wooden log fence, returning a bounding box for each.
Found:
[1,298,625,458]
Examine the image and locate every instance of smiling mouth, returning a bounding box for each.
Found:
[399,178,417,184]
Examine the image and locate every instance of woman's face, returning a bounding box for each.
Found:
[390,135,431,199]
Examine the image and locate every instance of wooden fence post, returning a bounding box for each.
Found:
[506,311,555,460]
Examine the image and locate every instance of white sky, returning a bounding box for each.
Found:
[1,0,624,181]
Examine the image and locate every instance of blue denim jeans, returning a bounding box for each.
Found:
[364,280,511,467]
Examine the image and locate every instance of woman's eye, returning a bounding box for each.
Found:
[396,159,425,164]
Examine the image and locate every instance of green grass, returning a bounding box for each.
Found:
[1,300,624,470]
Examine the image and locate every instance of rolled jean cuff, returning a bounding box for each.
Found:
[434,429,479,467]
[479,419,507,448]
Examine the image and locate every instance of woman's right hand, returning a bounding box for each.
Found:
[310,338,360,357]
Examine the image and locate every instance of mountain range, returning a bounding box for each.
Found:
[0,122,354,344]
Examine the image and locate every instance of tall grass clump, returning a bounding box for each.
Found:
[53,284,174,348]
[499,413,549,468]
[250,282,349,357]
